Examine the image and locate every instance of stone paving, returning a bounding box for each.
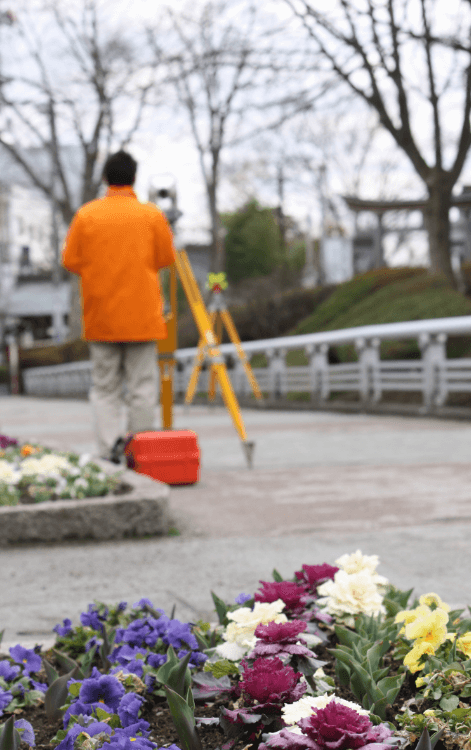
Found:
[1,395,471,648]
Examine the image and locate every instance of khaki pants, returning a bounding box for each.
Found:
[89,341,158,460]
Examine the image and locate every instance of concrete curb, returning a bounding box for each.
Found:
[0,459,171,545]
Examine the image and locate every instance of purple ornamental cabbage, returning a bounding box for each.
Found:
[240,658,306,708]
[259,702,395,750]
[294,564,339,593]
[254,582,309,616]
[250,621,313,658]
[0,435,18,448]
[9,646,41,675]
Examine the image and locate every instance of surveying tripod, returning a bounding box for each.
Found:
[156,250,256,469]
[184,274,263,406]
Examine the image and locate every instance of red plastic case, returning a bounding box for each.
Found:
[125,430,200,486]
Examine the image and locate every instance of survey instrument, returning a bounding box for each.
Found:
[156,250,255,469]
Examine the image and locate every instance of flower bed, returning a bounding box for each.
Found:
[0,436,126,506]
[0,436,170,544]
[1,551,470,750]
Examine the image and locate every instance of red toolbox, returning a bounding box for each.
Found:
[125,430,200,486]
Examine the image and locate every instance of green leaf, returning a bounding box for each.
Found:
[0,716,19,750]
[334,626,358,649]
[272,568,283,582]
[210,592,229,626]
[68,682,81,698]
[439,694,460,711]
[42,658,60,687]
[45,666,79,723]
[155,646,180,685]
[164,685,203,750]
[94,707,112,722]
[430,728,446,748]
[166,650,193,699]
[52,650,84,678]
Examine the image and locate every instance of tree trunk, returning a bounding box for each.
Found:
[424,177,456,287]
[207,181,225,274]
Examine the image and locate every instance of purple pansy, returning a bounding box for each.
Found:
[62,700,94,728]
[53,619,73,637]
[9,645,41,675]
[80,604,107,632]
[0,688,13,716]
[29,679,48,693]
[0,660,21,681]
[146,653,167,669]
[118,693,144,727]
[57,721,112,750]
[79,669,125,712]
[235,593,252,605]
[14,719,35,747]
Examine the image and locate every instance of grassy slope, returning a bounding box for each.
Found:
[252,268,471,367]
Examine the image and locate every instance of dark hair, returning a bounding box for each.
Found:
[103,150,137,186]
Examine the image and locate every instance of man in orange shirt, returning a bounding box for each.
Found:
[62,150,176,462]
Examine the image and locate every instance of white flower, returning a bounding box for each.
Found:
[216,600,287,661]
[317,569,386,620]
[282,694,369,733]
[74,477,88,489]
[0,460,21,483]
[78,453,92,468]
[21,455,75,477]
[335,550,388,588]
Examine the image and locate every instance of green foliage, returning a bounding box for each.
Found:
[288,267,427,336]
[0,717,19,750]
[330,613,404,720]
[45,667,80,722]
[203,659,240,679]
[222,200,284,283]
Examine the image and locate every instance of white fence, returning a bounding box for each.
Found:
[21,316,471,412]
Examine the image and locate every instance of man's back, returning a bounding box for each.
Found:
[62,185,176,341]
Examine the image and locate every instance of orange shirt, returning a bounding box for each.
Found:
[62,186,176,341]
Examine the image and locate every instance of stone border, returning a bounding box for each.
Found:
[0,459,171,545]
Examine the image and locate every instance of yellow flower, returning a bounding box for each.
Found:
[456,631,471,657]
[419,593,450,612]
[404,642,435,673]
[404,608,449,650]
[415,677,426,688]
[0,450,4,458]
[395,604,431,634]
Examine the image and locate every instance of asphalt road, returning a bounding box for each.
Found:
[1,396,470,649]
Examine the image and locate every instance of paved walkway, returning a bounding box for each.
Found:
[1,396,471,649]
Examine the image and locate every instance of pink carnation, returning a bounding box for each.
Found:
[255,581,308,615]
[240,657,306,707]
[295,564,339,593]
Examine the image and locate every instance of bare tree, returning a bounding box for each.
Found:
[283,0,471,285]
[148,0,319,279]
[0,0,156,338]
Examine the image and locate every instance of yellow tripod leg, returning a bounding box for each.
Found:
[185,339,206,405]
[212,360,255,467]
[208,311,220,402]
[220,308,263,400]
[159,359,175,429]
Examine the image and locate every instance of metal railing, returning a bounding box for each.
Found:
[20,315,471,412]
